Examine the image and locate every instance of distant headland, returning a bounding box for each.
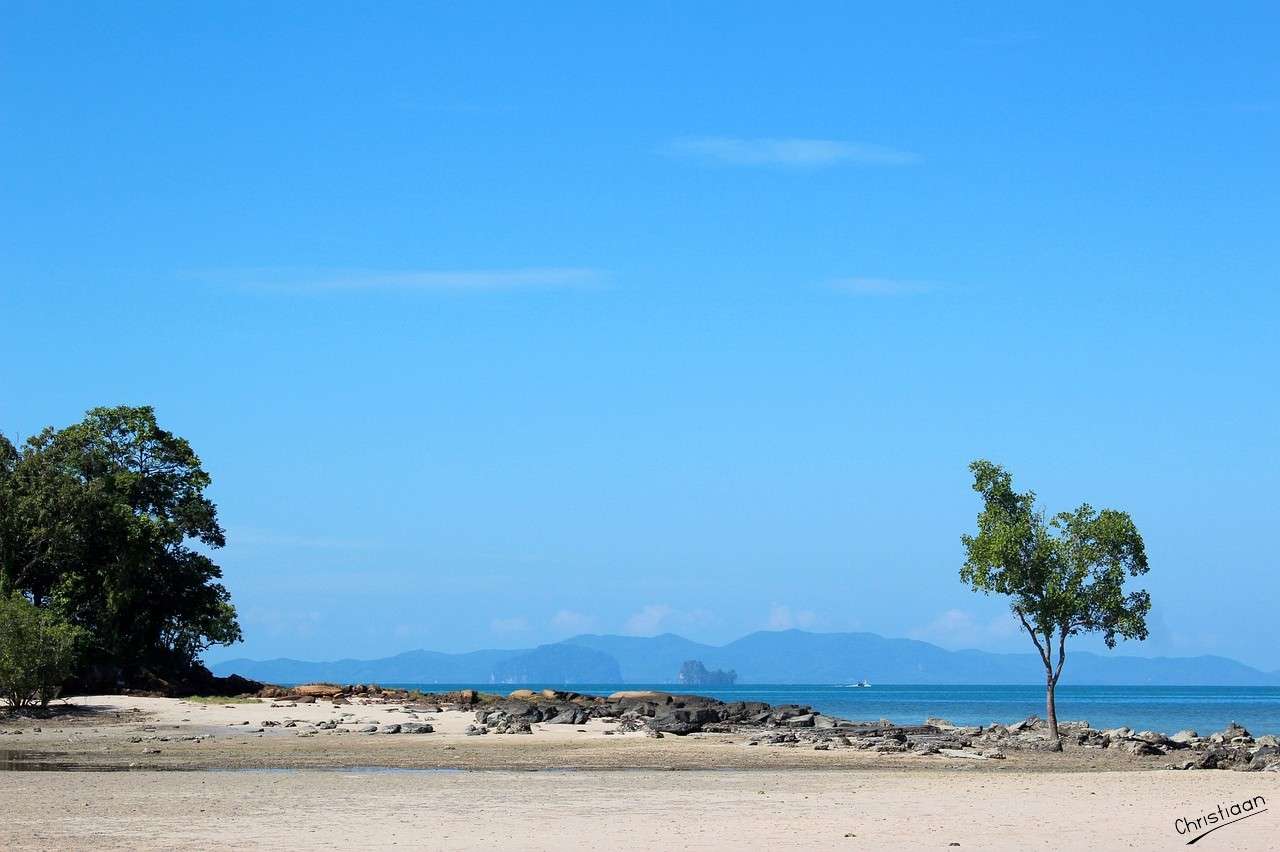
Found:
[209,629,1280,687]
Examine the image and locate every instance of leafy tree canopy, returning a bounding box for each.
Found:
[0,594,83,710]
[0,406,241,684]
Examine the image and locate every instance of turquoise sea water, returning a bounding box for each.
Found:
[383,683,1280,735]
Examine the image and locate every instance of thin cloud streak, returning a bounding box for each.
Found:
[198,267,605,292]
[830,277,939,296]
[669,136,918,167]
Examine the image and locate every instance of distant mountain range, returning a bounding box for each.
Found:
[210,629,1280,687]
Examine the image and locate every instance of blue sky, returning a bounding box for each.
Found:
[2,3,1277,669]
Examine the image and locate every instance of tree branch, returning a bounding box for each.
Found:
[1014,607,1051,669]
[1052,626,1068,684]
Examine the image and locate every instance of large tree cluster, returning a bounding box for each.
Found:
[0,406,241,688]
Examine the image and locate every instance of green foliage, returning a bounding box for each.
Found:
[960,460,1151,739]
[0,406,241,683]
[0,594,83,710]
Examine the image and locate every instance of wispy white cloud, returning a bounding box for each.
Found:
[625,604,674,635]
[910,608,1020,648]
[490,616,530,634]
[767,604,818,630]
[393,623,423,640]
[550,609,599,634]
[830,277,939,296]
[198,267,605,292]
[668,136,918,168]
[623,604,715,636]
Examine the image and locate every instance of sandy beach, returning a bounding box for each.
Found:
[2,766,1275,851]
[2,695,1276,849]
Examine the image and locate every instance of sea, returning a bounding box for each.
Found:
[382,683,1280,735]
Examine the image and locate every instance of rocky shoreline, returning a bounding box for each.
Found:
[257,683,1280,773]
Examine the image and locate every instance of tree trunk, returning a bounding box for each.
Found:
[1045,672,1062,750]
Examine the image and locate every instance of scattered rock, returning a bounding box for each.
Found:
[1121,740,1164,757]
[608,691,671,702]
[1246,747,1280,772]
[293,683,344,698]
[1210,722,1251,744]
[1193,747,1235,770]
[1008,716,1042,733]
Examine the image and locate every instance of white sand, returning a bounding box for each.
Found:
[4,767,1277,850]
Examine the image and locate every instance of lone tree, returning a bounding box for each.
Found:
[960,460,1150,747]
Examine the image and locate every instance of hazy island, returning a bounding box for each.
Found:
[677,660,738,686]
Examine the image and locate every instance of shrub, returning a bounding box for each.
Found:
[0,595,82,711]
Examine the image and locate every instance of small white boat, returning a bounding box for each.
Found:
[844,679,871,688]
